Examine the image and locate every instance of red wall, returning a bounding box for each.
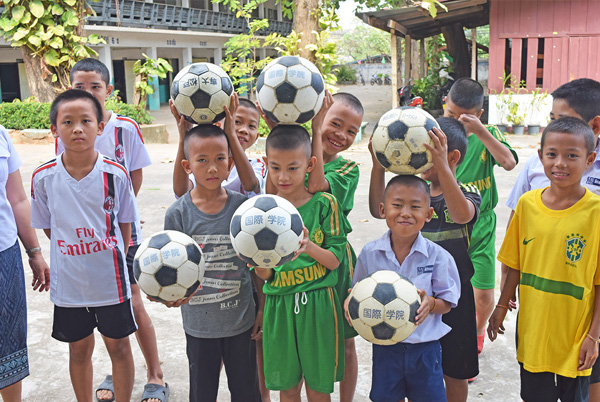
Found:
[489,0,600,93]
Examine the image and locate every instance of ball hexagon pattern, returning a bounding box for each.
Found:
[230,194,304,268]
[256,56,325,124]
[171,62,233,124]
[133,230,204,302]
[348,270,421,345]
[371,107,439,175]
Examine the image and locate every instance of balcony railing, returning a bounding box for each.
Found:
[86,0,293,36]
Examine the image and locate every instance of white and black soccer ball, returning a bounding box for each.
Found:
[348,270,421,345]
[230,195,304,268]
[371,107,439,175]
[133,230,204,302]
[256,56,325,124]
[170,62,234,124]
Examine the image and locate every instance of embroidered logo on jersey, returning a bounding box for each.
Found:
[115,144,125,163]
[311,228,324,246]
[444,209,455,224]
[479,150,488,163]
[431,209,439,219]
[103,196,115,214]
[566,234,586,263]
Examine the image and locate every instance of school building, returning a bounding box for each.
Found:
[0,0,292,108]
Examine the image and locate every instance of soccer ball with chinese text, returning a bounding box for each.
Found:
[133,230,204,302]
[230,195,304,268]
[170,62,234,124]
[372,107,439,174]
[256,56,325,124]
[348,270,421,345]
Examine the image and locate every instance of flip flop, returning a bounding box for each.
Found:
[95,375,115,402]
[141,383,170,402]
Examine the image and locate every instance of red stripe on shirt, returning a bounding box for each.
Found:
[103,159,131,181]
[31,162,57,199]
[104,172,124,302]
[116,116,144,144]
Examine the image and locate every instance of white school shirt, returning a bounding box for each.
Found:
[56,112,151,245]
[353,231,461,344]
[30,152,138,307]
[505,140,600,210]
[188,158,267,198]
[0,126,22,251]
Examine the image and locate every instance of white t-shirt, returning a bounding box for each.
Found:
[189,158,267,198]
[31,153,138,307]
[0,125,22,252]
[506,140,600,210]
[56,112,151,245]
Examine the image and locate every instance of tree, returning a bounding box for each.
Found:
[132,54,173,109]
[337,25,391,62]
[0,0,103,102]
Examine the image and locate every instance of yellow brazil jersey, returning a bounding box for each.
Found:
[498,188,600,377]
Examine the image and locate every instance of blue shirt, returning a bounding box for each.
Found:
[0,126,22,252]
[353,231,461,344]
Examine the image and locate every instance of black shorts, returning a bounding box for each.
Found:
[590,357,600,384]
[440,278,479,379]
[520,363,590,402]
[126,244,139,285]
[52,299,137,343]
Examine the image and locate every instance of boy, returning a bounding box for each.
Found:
[347,174,461,402]
[308,91,363,402]
[55,58,166,402]
[369,117,481,402]
[31,89,138,401]
[254,126,348,401]
[163,122,261,402]
[445,78,518,355]
[489,117,600,402]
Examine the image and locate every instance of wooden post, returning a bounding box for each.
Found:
[405,34,412,86]
[471,28,477,80]
[420,39,426,79]
[391,31,399,108]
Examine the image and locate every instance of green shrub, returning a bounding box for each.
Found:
[335,65,357,83]
[257,119,312,138]
[0,100,51,130]
[105,95,154,125]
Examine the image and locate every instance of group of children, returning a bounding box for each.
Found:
[20,53,600,402]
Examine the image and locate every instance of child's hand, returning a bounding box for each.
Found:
[368,134,385,172]
[170,99,194,140]
[253,266,272,281]
[147,293,195,308]
[311,90,333,135]
[458,113,486,136]
[250,308,264,341]
[487,306,509,341]
[292,227,310,261]
[343,290,353,327]
[424,127,450,171]
[414,289,432,325]
[224,92,239,142]
[256,103,277,130]
[578,335,599,371]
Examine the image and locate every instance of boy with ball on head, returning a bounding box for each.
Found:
[369,117,481,402]
[254,125,349,402]
[346,174,461,402]
[489,117,600,402]
[31,89,138,402]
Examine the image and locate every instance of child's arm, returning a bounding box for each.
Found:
[425,127,476,224]
[254,266,274,281]
[224,94,260,193]
[488,266,520,341]
[130,169,143,196]
[250,270,265,340]
[118,221,131,256]
[415,289,452,325]
[43,229,51,239]
[579,285,600,371]
[459,114,517,170]
[170,100,194,198]
[368,136,386,219]
[256,103,277,131]
[500,210,518,310]
[294,227,340,270]
[307,91,334,194]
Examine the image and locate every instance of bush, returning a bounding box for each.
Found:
[106,94,154,125]
[335,65,357,83]
[257,118,312,138]
[0,100,51,130]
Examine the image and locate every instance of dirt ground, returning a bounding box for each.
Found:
[12,84,541,401]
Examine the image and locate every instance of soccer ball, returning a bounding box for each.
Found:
[256,56,325,124]
[230,195,304,268]
[133,230,204,302]
[348,270,421,345]
[170,62,234,124]
[371,107,439,174]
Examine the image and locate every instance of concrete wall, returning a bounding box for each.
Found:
[488,93,552,126]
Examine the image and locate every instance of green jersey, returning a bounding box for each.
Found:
[305,157,359,218]
[456,125,518,213]
[263,192,350,295]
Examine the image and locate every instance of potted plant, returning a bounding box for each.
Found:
[506,96,527,135]
[494,91,510,133]
[528,88,549,135]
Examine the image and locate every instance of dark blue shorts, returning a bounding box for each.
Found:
[370,340,446,402]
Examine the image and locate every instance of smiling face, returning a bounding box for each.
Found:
[265,146,315,197]
[183,135,232,192]
[320,102,362,161]
[71,70,112,115]
[381,183,433,241]
[51,99,104,154]
[539,131,595,190]
[234,104,260,150]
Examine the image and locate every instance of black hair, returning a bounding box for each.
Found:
[551,79,600,123]
[50,89,103,127]
[265,125,312,160]
[447,77,484,111]
[541,116,596,155]
[436,117,468,165]
[332,92,364,117]
[238,97,259,113]
[384,174,431,206]
[70,58,110,86]
[183,124,228,159]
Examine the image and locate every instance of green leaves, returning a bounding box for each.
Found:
[29,0,45,18]
[12,5,27,22]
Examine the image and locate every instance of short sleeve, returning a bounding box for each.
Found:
[116,173,138,224]
[487,125,519,167]
[319,193,350,265]
[30,176,51,229]
[126,122,152,171]
[497,201,523,270]
[164,201,184,232]
[459,182,481,224]
[506,156,537,210]
[324,160,359,215]
[0,127,22,175]
[352,247,370,286]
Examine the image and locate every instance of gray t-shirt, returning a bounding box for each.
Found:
[164,189,255,338]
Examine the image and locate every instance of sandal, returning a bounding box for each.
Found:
[141,383,170,402]
[95,375,115,402]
